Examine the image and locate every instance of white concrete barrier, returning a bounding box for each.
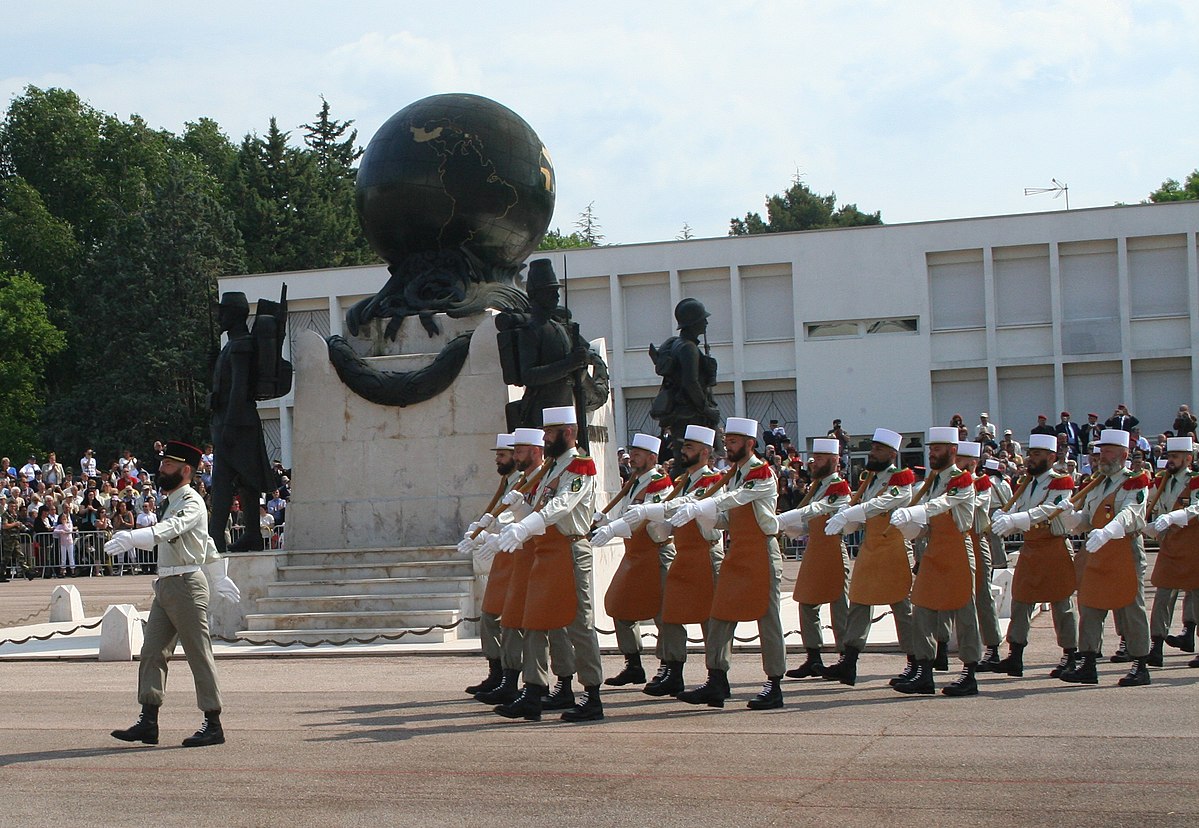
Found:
[99,604,143,661]
[50,585,84,623]
[992,567,1015,620]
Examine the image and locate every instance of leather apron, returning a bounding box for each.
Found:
[911,512,974,611]
[710,504,771,623]
[792,514,846,605]
[661,520,716,624]
[604,525,663,622]
[522,525,580,631]
[848,513,913,606]
[1151,511,1199,590]
[500,545,536,630]
[1077,491,1139,611]
[1011,525,1076,604]
[481,550,515,615]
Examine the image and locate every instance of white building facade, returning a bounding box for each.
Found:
[221,201,1199,472]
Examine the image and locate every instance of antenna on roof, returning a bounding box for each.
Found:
[1024,178,1069,210]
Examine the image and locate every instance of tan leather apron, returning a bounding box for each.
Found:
[792,514,846,605]
[481,550,515,615]
[661,520,716,624]
[500,545,535,630]
[1151,508,1199,590]
[1011,525,1076,603]
[1077,491,1139,611]
[710,504,771,622]
[848,513,912,606]
[604,526,663,622]
[522,526,579,630]
[911,512,974,611]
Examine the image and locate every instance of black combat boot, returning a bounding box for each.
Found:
[1109,637,1131,663]
[182,710,225,747]
[785,648,825,679]
[643,661,669,692]
[476,669,520,704]
[540,676,576,710]
[1059,651,1098,684]
[111,703,159,745]
[933,641,949,671]
[747,676,784,710]
[1147,637,1165,668]
[1189,654,1199,668]
[1049,648,1077,678]
[1117,657,1151,687]
[976,645,1002,673]
[605,652,646,686]
[1165,622,1196,653]
[495,684,546,721]
[894,660,935,695]
[941,663,979,697]
[643,662,684,697]
[466,658,502,695]
[889,654,917,686]
[822,646,860,686]
[677,669,729,708]
[995,642,1025,677]
[561,686,604,722]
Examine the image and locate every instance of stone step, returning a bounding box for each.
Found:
[265,575,476,598]
[233,626,455,646]
[283,547,466,566]
[243,608,462,631]
[255,592,469,613]
[277,561,473,581]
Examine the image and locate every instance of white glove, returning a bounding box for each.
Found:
[475,513,495,531]
[592,511,611,528]
[890,505,929,528]
[608,517,633,539]
[1085,523,1124,553]
[104,531,135,557]
[990,509,1008,522]
[777,509,804,532]
[591,525,616,546]
[1052,498,1075,515]
[825,512,849,536]
[458,536,481,557]
[994,511,1031,536]
[498,511,547,553]
[896,520,924,541]
[1161,509,1190,531]
[695,499,720,532]
[638,502,667,522]
[1059,509,1086,533]
[501,489,525,507]
[670,498,717,528]
[202,558,241,602]
[1143,521,1160,540]
[104,526,156,556]
[473,539,496,571]
[668,501,698,527]
[479,532,504,559]
[826,503,866,535]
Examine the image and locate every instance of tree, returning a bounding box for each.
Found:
[730,176,882,235]
[575,201,605,245]
[1148,170,1199,203]
[537,228,591,250]
[677,223,694,241]
[0,257,66,457]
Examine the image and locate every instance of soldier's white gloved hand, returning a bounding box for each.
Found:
[695,499,720,532]
[668,501,699,527]
[1161,509,1190,530]
[777,509,803,532]
[671,498,717,528]
[475,513,495,531]
[622,504,646,524]
[473,539,496,572]
[1142,521,1160,540]
[1085,523,1122,553]
[890,505,929,528]
[896,520,924,541]
[824,511,848,536]
[498,511,547,553]
[827,503,866,535]
[607,517,633,540]
[202,558,241,602]
[1052,498,1075,515]
[104,531,135,557]
[592,511,611,528]
[638,502,667,523]
[990,509,1008,522]
[501,489,525,507]
[105,527,155,557]
[479,532,504,559]
[591,525,616,546]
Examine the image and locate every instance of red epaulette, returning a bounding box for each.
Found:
[1188,475,1199,491]
[745,464,774,482]
[566,456,596,476]
[888,468,916,487]
[1048,476,1075,491]
[948,471,973,491]
[644,475,673,494]
[973,475,993,492]
[1122,472,1150,490]
[695,473,725,490]
[825,480,852,498]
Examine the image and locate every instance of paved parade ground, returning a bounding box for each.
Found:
[2,590,1197,828]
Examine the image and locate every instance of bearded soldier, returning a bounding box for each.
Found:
[953,442,1004,672]
[1142,436,1199,667]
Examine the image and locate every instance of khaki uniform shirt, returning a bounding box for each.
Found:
[151,484,219,568]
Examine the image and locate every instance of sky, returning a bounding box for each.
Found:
[3,1,1197,246]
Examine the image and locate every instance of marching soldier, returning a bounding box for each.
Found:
[590,433,675,688]
[623,424,726,696]
[668,417,787,710]
[1057,429,1152,686]
[889,428,981,696]
[956,442,1004,671]
[461,433,521,696]
[472,429,577,707]
[825,428,916,685]
[981,459,1013,569]
[491,406,604,722]
[990,433,1080,677]
[1142,436,1199,666]
[776,438,853,681]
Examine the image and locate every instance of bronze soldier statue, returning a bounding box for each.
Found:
[650,298,720,462]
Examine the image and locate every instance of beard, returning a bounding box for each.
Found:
[1028,457,1050,476]
[157,470,184,492]
[1098,459,1123,477]
[810,458,835,479]
[726,444,748,464]
[496,459,516,477]
[865,456,891,472]
[546,432,569,459]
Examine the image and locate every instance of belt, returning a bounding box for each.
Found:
[157,564,201,577]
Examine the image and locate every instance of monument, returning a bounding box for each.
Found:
[648,298,721,463]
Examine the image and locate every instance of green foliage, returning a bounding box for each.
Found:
[537,228,592,250]
[1148,170,1199,203]
[575,202,605,245]
[0,258,65,457]
[730,178,882,235]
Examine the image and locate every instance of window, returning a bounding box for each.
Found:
[866,318,918,335]
[806,318,918,340]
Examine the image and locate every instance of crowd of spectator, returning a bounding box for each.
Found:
[0,443,292,581]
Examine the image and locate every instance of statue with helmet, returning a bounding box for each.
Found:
[649,298,721,461]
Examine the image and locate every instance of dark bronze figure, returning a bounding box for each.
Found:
[649,298,720,461]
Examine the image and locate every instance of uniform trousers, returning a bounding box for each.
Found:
[798,591,849,651]
[138,571,222,712]
[480,610,502,660]
[1079,543,1150,657]
[1150,589,1197,639]
[1007,598,1078,649]
[704,539,785,677]
[523,540,604,687]
[845,598,913,654]
[918,598,982,663]
[501,626,574,674]
[972,535,1003,648]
